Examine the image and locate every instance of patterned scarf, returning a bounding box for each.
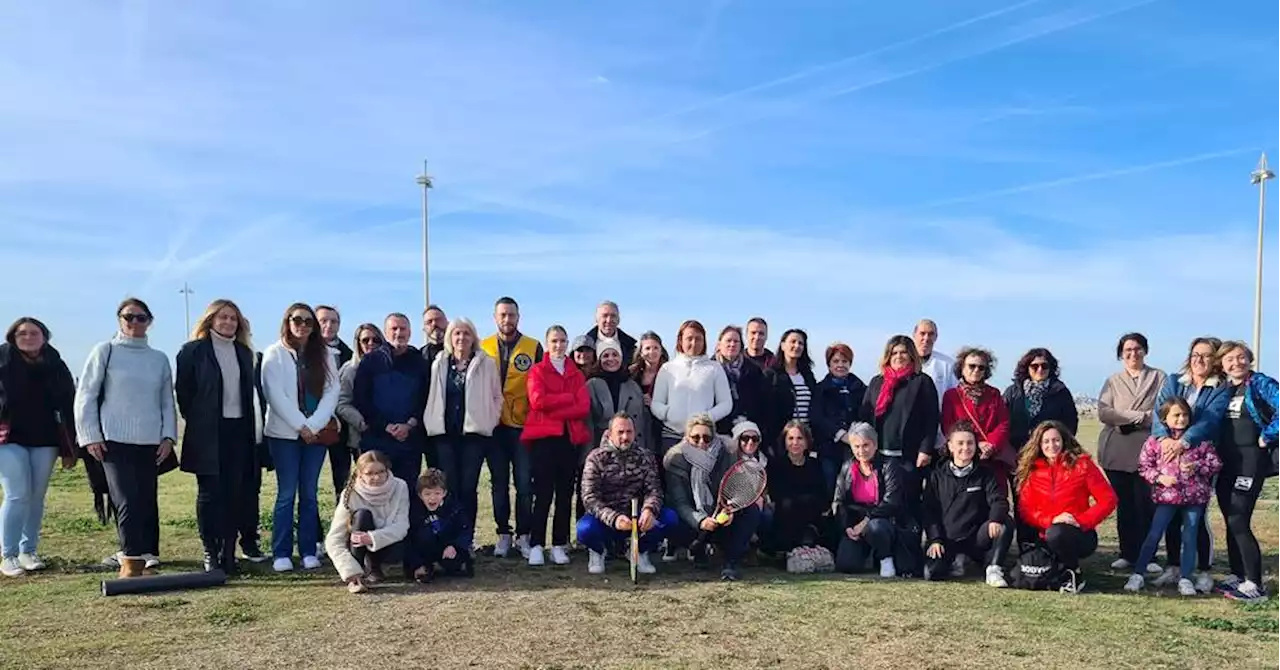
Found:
[959,381,985,403]
[718,354,744,401]
[1023,379,1049,417]
[874,366,912,418]
[681,437,723,514]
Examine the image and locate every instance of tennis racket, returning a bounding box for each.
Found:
[689,459,768,555]
[630,498,640,584]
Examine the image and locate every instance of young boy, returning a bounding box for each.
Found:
[409,468,473,583]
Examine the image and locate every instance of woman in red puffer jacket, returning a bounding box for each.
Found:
[521,325,591,567]
[1015,420,1117,579]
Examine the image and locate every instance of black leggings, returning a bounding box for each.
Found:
[924,518,1013,580]
[195,419,253,563]
[530,436,577,548]
[1043,523,1098,569]
[1106,469,1153,564]
[349,509,403,571]
[1217,470,1265,584]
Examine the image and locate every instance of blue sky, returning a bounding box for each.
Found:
[1,0,1276,394]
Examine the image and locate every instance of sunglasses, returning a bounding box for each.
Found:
[1029,363,1049,371]
[359,337,382,346]
[289,316,315,326]
[965,363,987,371]
[689,434,713,445]
[738,434,760,444]
[120,313,151,324]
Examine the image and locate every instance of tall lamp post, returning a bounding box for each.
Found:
[179,282,195,336]
[416,160,434,308]
[1250,154,1274,370]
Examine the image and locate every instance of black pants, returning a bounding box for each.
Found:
[924,518,1013,580]
[530,436,577,548]
[239,461,262,552]
[768,495,827,553]
[101,442,160,558]
[195,419,253,563]
[349,509,403,571]
[1164,506,1211,571]
[1043,523,1098,569]
[409,524,472,574]
[835,517,895,573]
[1217,468,1265,584]
[1106,469,1153,563]
[327,443,354,504]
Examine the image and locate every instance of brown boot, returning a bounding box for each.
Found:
[118,557,145,579]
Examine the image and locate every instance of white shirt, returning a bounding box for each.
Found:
[919,351,957,409]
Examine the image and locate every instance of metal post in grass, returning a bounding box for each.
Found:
[178,282,194,336]
[1249,153,1274,369]
[416,159,434,308]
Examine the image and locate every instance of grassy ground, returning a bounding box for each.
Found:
[0,419,1276,669]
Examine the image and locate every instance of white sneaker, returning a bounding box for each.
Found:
[0,557,25,577]
[550,546,571,565]
[985,565,1007,588]
[272,557,294,572]
[1152,567,1181,587]
[636,552,656,575]
[1110,558,1131,571]
[142,554,160,570]
[494,534,513,558]
[1193,571,1213,594]
[347,579,367,594]
[1145,562,1163,575]
[1123,574,1145,592]
[17,553,46,571]
[1231,580,1267,601]
[879,557,897,578]
[528,545,545,566]
[102,552,122,568]
[517,534,532,559]
[301,555,322,570]
[588,550,606,574]
[1177,578,1198,596]
[661,541,679,563]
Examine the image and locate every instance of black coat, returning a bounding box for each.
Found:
[586,326,637,367]
[0,343,75,448]
[763,364,828,458]
[814,373,867,459]
[716,359,769,436]
[1003,378,1078,452]
[859,372,940,465]
[922,462,1009,544]
[175,337,257,476]
[833,456,905,527]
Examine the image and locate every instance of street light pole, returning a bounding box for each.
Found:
[178,282,195,336]
[1249,153,1274,370]
[416,160,434,308]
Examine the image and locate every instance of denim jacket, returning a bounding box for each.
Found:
[1150,373,1230,445]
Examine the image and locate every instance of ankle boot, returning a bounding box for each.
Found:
[118,557,145,579]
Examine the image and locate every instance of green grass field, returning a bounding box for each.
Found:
[0,419,1275,669]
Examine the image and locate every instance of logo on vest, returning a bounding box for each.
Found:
[513,353,533,372]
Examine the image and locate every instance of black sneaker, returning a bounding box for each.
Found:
[240,544,269,564]
[692,546,710,570]
[462,559,475,578]
[415,566,436,585]
[1059,568,1086,595]
[720,561,741,582]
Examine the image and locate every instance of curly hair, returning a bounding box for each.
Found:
[1014,420,1084,490]
[1012,348,1060,384]
[952,346,996,383]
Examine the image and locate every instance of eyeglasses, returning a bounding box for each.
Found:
[289,316,315,326]
[120,313,151,324]
[689,434,713,445]
[1190,353,1213,361]
[738,434,760,444]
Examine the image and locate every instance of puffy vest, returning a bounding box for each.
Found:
[480,334,540,427]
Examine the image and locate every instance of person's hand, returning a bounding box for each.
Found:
[845,526,858,540]
[1261,437,1269,448]
[299,426,317,444]
[699,517,719,532]
[638,508,656,532]
[615,515,634,532]
[850,519,868,539]
[1179,459,1195,474]
[442,546,457,560]
[642,393,652,407]
[916,451,932,468]
[1157,474,1177,487]
[1051,512,1078,527]
[978,441,995,458]
[987,521,1004,539]
[156,439,174,465]
[60,454,76,470]
[926,542,945,559]
[1159,437,1184,463]
[350,531,371,547]
[86,442,106,461]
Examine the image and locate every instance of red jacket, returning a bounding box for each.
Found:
[521,357,591,446]
[1017,453,1117,536]
[941,385,1013,472]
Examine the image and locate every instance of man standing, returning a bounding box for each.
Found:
[584,300,636,366]
[353,313,431,488]
[315,306,354,501]
[914,319,957,403]
[480,297,543,558]
[745,317,775,369]
[422,304,448,365]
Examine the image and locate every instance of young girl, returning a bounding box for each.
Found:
[325,451,410,594]
[1124,397,1221,596]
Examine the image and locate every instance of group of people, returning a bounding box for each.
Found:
[0,297,1273,602]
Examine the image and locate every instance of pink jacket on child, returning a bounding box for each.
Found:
[1137,435,1222,506]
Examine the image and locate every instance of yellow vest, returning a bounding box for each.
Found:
[480,334,540,427]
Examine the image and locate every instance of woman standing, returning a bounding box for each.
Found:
[1212,341,1277,602]
[940,347,1013,491]
[1003,348,1078,453]
[859,336,940,477]
[260,303,340,573]
[814,343,867,499]
[175,299,257,574]
[423,318,501,552]
[522,325,590,567]
[651,321,733,453]
[586,339,649,523]
[764,329,826,458]
[629,332,669,459]
[0,318,77,577]
[336,324,384,458]
[713,326,768,437]
[1096,332,1165,575]
[75,298,177,578]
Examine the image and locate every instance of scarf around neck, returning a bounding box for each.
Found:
[681,438,723,514]
[718,354,744,399]
[354,478,397,509]
[875,366,912,418]
[1023,379,1050,417]
[959,381,985,403]
[597,367,628,410]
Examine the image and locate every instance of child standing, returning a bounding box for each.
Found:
[325,451,411,594]
[409,468,474,583]
[1125,397,1221,596]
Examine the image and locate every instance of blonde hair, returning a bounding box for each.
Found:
[191,299,252,348]
[343,451,392,511]
[1216,340,1253,364]
[684,412,716,437]
[443,318,478,357]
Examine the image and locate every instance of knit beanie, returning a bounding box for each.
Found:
[730,417,761,443]
[596,338,622,358]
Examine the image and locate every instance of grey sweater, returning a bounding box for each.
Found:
[74,334,177,446]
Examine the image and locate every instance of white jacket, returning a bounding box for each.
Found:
[920,351,957,409]
[324,478,411,581]
[424,350,503,437]
[261,341,340,440]
[651,353,734,436]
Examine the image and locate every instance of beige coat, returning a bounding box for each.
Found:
[423,349,502,437]
[1096,366,1167,472]
[325,478,411,581]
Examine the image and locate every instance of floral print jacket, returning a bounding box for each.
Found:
[1138,435,1222,506]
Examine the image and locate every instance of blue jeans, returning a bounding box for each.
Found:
[576,507,678,555]
[268,437,327,560]
[436,434,488,548]
[1138,503,1205,577]
[486,426,532,537]
[0,445,58,558]
[835,517,896,572]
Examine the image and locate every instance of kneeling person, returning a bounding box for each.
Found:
[577,413,674,575]
[833,423,902,577]
[409,468,474,582]
[325,451,411,594]
[922,421,1012,587]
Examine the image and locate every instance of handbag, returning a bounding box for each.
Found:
[294,350,340,446]
[958,388,1016,468]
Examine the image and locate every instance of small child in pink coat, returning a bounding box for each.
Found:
[1124,397,1221,596]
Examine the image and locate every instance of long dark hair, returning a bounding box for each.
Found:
[1013,348,1060,384]
[280,303,327,397]
[772,328,814,373]
[629,330,669,381]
